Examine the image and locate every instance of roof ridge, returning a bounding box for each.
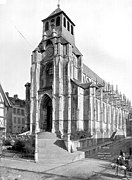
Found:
[83,64,104,83]
[48,7,62,18]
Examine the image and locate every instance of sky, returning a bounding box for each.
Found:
[0,0,132,102]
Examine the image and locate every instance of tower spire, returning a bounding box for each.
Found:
[57,0,60,8]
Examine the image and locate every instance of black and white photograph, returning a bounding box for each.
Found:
[0,0,132,179]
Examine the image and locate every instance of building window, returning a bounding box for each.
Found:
[56,16,60,26]
[71,25,73,35]
[115,110,118,127]
[119,113,121,128]
[51,19,54,23]
[14,117,16,124]
[22,118,25,124]
[18,117,20,124]
[17,109,20,115]
[45,21,49,31]
[103,103,106,122]
[13,108,16,114]
[67,21,70,31]
[96,100,98,121]
[63,45,67,55]
[63,17,66,27]
[107,106,110,124]
[21,109,24,116]
[46,63,53,87]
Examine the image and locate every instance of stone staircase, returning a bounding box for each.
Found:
[37,132,84,163]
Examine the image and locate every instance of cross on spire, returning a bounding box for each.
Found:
[57,0,60,8]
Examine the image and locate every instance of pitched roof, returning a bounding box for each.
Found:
[71,79,92,89]
[48,7,62,18]
[59,37,82,56]
[73,46,82,56]
[42,7,75,26]
[0,84,11,107]
[8,96,25,107]
[83,64,104,84]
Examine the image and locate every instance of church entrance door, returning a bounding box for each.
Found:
[40,94,52,132]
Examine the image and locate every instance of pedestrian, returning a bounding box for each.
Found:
[115,155,122,176]
[115,155,127,177]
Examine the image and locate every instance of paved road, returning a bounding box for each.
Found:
[0,157,132,179]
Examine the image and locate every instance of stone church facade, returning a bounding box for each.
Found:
[30,6,131,145]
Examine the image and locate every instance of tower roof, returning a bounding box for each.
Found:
[48,7,62,18]
[42,7,75,26]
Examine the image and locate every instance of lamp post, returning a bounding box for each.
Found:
[35,127,38,163]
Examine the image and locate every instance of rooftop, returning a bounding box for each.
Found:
[42,7,75,26]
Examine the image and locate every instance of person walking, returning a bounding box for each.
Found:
[115,154,127,177]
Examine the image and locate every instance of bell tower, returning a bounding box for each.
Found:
[41,5,75,45]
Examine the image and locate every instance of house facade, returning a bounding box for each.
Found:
[30,6,131,146]
[6,94,26,136]
[0,84,11,138]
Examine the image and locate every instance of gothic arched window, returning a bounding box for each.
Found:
[107,106,110,123]
[56,16,60,26]
[96,99,98,121]
[119,113,121,128]
[45,21,49,31]
[46,63,53,87]
[103,103,105,122]
[115,109,118,127]
[46,40,53,47]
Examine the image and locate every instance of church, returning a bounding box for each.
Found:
[29,5,131,151]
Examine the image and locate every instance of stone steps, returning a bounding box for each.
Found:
[37,132,84,162]
[38,131,57,139]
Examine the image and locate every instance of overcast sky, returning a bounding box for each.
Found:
[0,0,132,102]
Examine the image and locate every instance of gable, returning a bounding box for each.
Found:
[0,93,4,103]
[0,84,11,107]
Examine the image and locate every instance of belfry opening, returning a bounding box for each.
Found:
[40,94,52,132]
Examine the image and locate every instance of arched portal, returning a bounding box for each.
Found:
[40,94,52,132]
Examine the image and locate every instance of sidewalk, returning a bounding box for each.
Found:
[0,157,73,172]
[0,157,109,178]
[0,157,131,179]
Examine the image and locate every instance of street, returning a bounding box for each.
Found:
[0,158,132,180]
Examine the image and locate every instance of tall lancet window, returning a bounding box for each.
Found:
[56,16,60,26]
[45,21,49,31]
[46,63,53,87]
[96,99,98,121]
[63,17,66,27]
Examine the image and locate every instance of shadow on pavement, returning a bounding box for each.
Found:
[97,172,124,179]
[99,164,112,170]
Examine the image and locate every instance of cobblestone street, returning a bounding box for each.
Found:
[0,158,132,180]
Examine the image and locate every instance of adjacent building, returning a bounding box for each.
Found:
[29,6,131,150]
[6,93,26,136]
[0,84,11,138]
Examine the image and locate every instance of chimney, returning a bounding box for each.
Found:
[14,94,18,99]
[5,92,9,97]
